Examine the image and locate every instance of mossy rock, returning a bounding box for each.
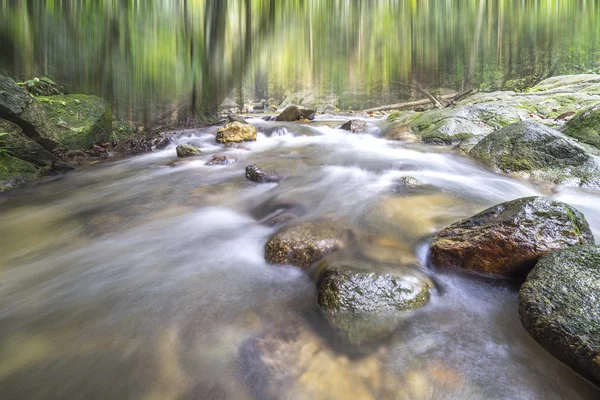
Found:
[0,153,38,191]
[37,94,113,149]
[275,105,316,122]
[562,104,600,150]
[264,220,349,269]
[175,144,201,158]
[216,121,257,143]
[429,196,595,277]
[470,121,600,188]
[519,246,600,385]
[315,258,430,347]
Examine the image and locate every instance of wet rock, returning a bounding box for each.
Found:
[383,123,421,142]
[340,119,368,133]
[206,155,236,166]
[429,196,595,277]
[262,211,298,227]
[0,154,38,192]
[454,134,484,155]
[175,144,201,158]
[227,114,248,125]
[275,105,316,122]
[315,258,431,346]
[470,121,600,188]
[223,142,250,150]
[239,320,400,400]
[264,220,348,269]
[216,122,257,143]
[245,164,280,183]
[562,104,600,151]
[394,176,422,189]
[519,246,600,386]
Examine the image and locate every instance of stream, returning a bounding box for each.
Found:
[1,117,599,399]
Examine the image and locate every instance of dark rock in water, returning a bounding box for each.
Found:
[469,121,600,188]
[275,105,316,122]
[264,220,348,269]
[315,258,431,346]
[562,104,600,151]
[340,119,368,133]
[239,319,401,399]
[245,164,280,183]
[216,121,257,143]
[429,196,594,277]
[206,155,236,166]
[176,144,201,158]
[261,116,272,122]
[227,113,248,125]
[395,176,422,188]
[519,246,600,386]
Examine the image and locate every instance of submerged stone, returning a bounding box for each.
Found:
[175,144,201,158]
[429,196,595,277]
[264,220,348,269]
[206,154,235,165]
[519,246,600,386]
[470,121,600,188]
[216,121,257,143]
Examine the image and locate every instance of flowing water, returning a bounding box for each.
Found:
[1,118,599,399]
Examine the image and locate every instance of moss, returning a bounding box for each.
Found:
[38,94,113,149]
[563,106,600,150]
[387,112,402,121]
[0,154,38,190]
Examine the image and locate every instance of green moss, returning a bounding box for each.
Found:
[387,112,402,121]
[563,106,600,150]
[38,94,113,149]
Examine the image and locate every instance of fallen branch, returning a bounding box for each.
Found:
[363,93,458,113]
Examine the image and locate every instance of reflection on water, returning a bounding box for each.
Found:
[0,118,599,399]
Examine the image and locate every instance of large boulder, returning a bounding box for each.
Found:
[264,221,349,269]
[239,320,400,399]
[470,122,600,188]
[37,94,113,149]
[562,104,600,151]
[519,246,600,385]
[429,196,595,277]
[315,258,431,346]
[216,121,257,143]
[275,105,316,122]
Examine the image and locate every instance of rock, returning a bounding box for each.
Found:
[470,121,600,188]
[0,153,38,191]
[245,164,280,183]
[562,104,600,150]
[383,123,421,142]
[264,221,349,269]
[206,155,235,165]
[175,144,201,158]
[315,258,431,346]
[227,114,248,125]
[429,196,595,277]
[239,320,401,400]
[275,105,316,122]
[216,122,257,143]
[519,246,600,386]
[37,94,115,149]
[454,134,484,155]
[340,119,368,133]
[262,211,298,227]
[394,176,422,188]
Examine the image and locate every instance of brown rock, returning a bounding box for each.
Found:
[216,122,257,143]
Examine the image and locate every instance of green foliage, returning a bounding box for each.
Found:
[16,77,64,97]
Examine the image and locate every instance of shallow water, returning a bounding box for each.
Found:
[0,118,599,399]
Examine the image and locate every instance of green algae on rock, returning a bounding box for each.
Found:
[519,246,600,386]
[469,121,600,188]
[37,94,113,149]
[562,104,600,151]
[429,196,595,277]
[264,220,348,269]
[175,144,201,158]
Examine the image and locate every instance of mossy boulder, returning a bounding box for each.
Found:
[562,104,600,150]
[37,94,113,149]
[175,144,201,158]
[216,121,257,143]
[0,153,39,191]
[470,121,600,188]
[264,221,349,269]
[275,105,316,122]
[519,246,600,385]
[429,196,595,277]
[340,119,368,133]
[315,258,431,346]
